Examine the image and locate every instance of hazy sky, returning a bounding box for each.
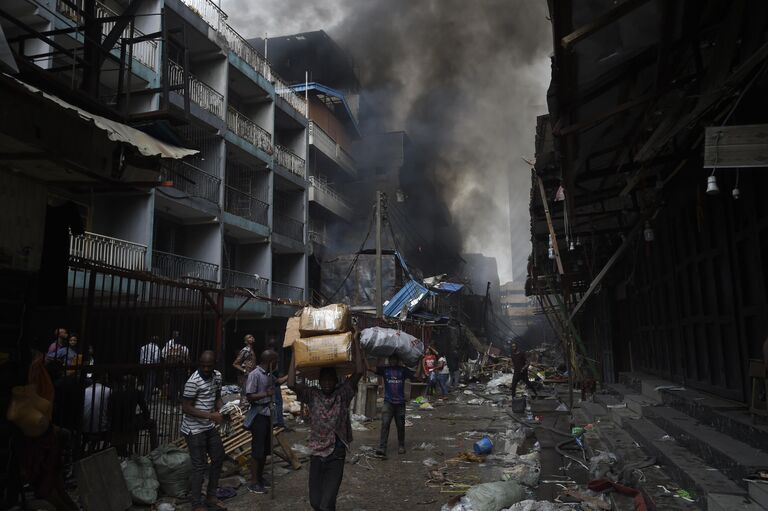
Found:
[220,0,551,284]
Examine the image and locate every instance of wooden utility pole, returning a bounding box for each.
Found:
[375,191,384,318]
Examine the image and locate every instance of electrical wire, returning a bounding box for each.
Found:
[324,207,375,302]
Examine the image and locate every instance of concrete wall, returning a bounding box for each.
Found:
[0,172,47,271]
[184,223,222,266]
[92,193,153,246]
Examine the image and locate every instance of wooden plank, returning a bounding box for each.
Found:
[556,93,653,136]
[274,430,302,470]
[537,176,565,275]
[704,124,768,168]
[561,0,652,49]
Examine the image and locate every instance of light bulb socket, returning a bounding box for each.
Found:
[706,174,720,195]
[732,187,740,200]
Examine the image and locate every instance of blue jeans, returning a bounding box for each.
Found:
[437,374,450,396]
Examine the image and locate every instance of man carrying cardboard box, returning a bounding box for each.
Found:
[288,333,364,511]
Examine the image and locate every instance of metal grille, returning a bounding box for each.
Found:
[273,212,304,242]
[222,269,269,295]
[152,250,219,284]
[275,145,306,179]
[224,185,269,226]
[70,231,147,271]
[271,281,304,301]
[160,160,221,203]
[168,60,225,119]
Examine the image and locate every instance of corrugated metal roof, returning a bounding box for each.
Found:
[432,282,464,293]
[383,279,431,318]
[11,76,198,160]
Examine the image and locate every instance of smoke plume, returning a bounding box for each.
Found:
[222,0,551,283]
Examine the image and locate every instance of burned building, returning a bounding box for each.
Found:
[528,0,768,401]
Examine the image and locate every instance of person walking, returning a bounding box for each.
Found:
[436,354,450,399]
[243,349,277,495]
[373,358,414,458]
[287,335,364,511]
[181,351,227,511]
[510,342,538,398]
[139,336,161,402]
[422,347,438,399]
[232,334,256,394]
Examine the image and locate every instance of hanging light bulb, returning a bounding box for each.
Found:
[548,247,555,260]
[732,169,740,200]
[643,221,655,242]
[706,173,720,195]
[576,237,582,247]
[569,240,576,251]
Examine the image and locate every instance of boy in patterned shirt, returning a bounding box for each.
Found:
[288,334,364,511]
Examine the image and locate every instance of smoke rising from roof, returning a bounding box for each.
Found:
[222,0,550,283]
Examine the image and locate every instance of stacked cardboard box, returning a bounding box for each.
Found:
[284,304,354,377]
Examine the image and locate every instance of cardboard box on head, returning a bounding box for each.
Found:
[293,332,353,370]
[298,304,350,337]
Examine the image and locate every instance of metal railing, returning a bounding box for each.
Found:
[57,0,158,71]
[308,121,355,173]
[168,60,225,119]
[226,106,273,154]
[221,23,269,78]
[152,250,219,283]
[273,75,308,117]
[272,281,304,301]
[160,160,221,203]
[308,176,352,210]
[274,145,306,179]
[69,231,147,271]
[178,0,226,31]
[222,269,269,295]
[224,185,269,225]
[273,212,304,242]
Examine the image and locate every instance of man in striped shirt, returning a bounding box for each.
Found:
[181,351,226,511]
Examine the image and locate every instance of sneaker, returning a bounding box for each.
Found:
[398,446,406,455]
[247,483,267,494]
[375,448,387,458]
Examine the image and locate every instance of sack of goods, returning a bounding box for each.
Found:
[298,304,350,336]
[360,327,424,367]
[293,332,353,369]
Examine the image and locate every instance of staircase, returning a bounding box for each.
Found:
[594,373,768,510]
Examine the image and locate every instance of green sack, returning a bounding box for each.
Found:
[149,444,192,498]
[121,456,160,505]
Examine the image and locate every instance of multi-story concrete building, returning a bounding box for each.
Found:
[0,0,312,357]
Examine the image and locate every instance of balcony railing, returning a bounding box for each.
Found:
[152,251,219,283]
[274,145,306,179]
[222,23,269,78]
[69,231,147,271]
[178,0,226,31]
[308,176,352,210]
[273,212,304,242]
[57,0,158,71]
[160,160,221,203]
[226,107,273,154]
[273,76,308,117]
[168,60,225,119]
[272,281,304,302]
[223,269,269,295]
[308,122,355,173]
[224,185,269,226]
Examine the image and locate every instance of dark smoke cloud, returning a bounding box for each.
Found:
[221,0,550,283]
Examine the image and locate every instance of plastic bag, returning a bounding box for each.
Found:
[360,327,424,366]
[461,481,526,511]
[501,464,540,487]
[121,456,160,505]
[148,445,192,498]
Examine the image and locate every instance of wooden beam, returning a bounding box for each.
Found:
[561,0,653,49]
[537,176,565,275]
[703,124,768,168]
[556,93,654,136]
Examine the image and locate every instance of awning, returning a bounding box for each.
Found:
[383,279,432,318]
[9,75,198,159]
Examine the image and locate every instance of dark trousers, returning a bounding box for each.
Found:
[186,428,224,507]
[143,369,156,403]
[511,370,537,395]
[379,401,405,450]
[309,446,346,511]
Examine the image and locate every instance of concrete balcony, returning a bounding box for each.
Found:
[160,160,221,204]
[168,60,225,119]
[272,281,304,302]
[309,122,355,176]
[178,0,226,31]
[222,23,269,80]
[152,250,219,284]
[308,176,353,221]
[224,185,269,227]
[57,0,158,71]
[274,145,306,179]
[69,231,147,271]
[226,106,273,155]
[273,212,304,242]
[222,268,269,295]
